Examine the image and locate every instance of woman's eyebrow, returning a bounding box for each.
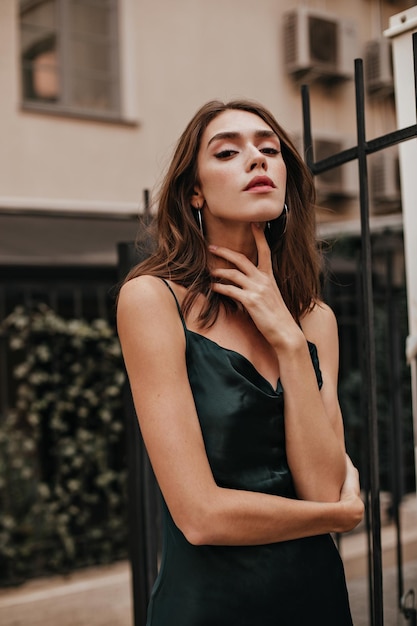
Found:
[207,129,278,147]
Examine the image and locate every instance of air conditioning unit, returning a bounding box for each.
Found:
[293,133,358,200]
[364,38,394,96]
[370,150,401,213]
[283,7,357,82]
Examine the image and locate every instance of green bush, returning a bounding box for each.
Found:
[0,304,127,585]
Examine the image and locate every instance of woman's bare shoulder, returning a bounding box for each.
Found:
[117,275,182,337]
[118,274,165,306]
[118,275,172,315]
[300,300,338,346]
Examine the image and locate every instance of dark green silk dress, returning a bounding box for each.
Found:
[146,280,353,626]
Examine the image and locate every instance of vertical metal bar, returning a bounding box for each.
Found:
[383,242,406,614]
[354,253,375,624]
[118,236,159,626]
[143,189,151,222]
[354,57,384,626]
[0,335,9,419]
[73,288,83,318]
[0,286,8,419]
[387,264,405,609]
[122,379,148,626]
[301,85,314,169]
[49,289,58,313]
[96,286,108,321]
[118,242,148,626]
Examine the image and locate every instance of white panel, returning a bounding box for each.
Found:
[384,5,417,488]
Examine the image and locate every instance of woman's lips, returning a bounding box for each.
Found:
[244,176,276,192]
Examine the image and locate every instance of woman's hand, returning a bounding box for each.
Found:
[210,222,348,502]
[209,222,303,350]
[336,456,364,533]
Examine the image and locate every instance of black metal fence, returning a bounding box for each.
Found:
[0,265,118,417]
[301,34,417,626]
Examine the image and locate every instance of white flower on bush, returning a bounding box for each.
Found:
[36,344,51,362]
[38,484,51,499]
[99,408,112,423]
[29,371,49,385]
[67,480,80,493]
[10,337,24,350]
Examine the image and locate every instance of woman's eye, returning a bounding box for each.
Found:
[214,149,238,159]
[260,147,280,155]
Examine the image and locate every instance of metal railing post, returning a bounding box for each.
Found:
[354,57,384,626]
[117,191,160,626]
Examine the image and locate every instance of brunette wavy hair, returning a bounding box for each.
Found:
[125,99,321,326]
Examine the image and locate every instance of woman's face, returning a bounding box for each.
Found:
[194,109,287,231]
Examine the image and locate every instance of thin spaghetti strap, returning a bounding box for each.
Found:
[159,278,187,331]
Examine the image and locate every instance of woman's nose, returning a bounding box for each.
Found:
[248,149,267,171]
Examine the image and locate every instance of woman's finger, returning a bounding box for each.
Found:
[251,223,273,273]
[211,267,248,288]
[208,245,256,275]
[211,280,245,301]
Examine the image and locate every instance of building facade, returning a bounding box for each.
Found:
[0,0,414,270]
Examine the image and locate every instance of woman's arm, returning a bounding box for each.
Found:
[278,302,346,502]
[209,224,346,503]
[117,275,363,546]
[301,301,346,446]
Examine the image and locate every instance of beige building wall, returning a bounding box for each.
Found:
[0,0,413,263]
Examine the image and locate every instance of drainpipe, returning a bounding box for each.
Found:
[384,6,417,497]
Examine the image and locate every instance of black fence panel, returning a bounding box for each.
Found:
[301,33,417,626]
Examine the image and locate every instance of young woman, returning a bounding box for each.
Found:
[117,99,364,626]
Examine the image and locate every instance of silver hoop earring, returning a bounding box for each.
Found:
[196,208,203,236]
[282,203,289,235]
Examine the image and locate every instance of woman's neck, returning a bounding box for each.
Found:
[206,222,259,268]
